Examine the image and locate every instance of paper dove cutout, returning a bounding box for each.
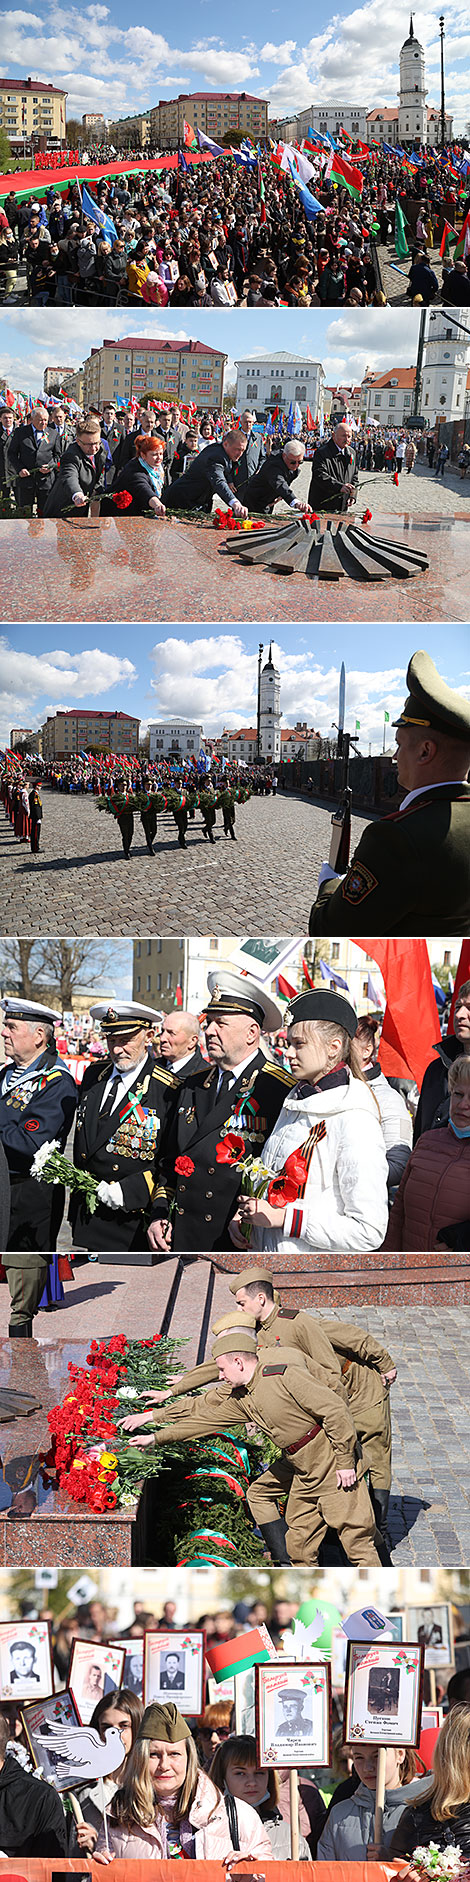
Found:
[290,1606,389,1661]
[33,1722,124,1785]
[290,1615,330,1660]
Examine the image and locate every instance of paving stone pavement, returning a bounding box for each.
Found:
[293,458,469,519]
[1,787,371,936]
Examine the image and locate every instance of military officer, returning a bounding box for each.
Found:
[69,1001,177,1253]
[309,650,470,935]
[129,1326,381,1566]
[147,971,294,1254]
[139,791,159,856]
[0,997,78,1335]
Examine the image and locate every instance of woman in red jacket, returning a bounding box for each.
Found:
[383,1056,470,1252]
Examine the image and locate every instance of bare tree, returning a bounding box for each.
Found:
[0,939,120,1012]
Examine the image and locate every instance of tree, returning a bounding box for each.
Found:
[66,119,83,147]
[433,962,458,992]
[0,130,12,169]
[0,939,118,1012]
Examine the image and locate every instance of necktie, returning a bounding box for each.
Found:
[217,1069,232,1105]
[100,1077,120,1116]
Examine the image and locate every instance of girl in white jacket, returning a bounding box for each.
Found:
[230,989,389,1257]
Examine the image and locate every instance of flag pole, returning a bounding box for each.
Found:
[289,1768,300,1860]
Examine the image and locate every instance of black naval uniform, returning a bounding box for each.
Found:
[309,782,470,936]
[0,1047,78,1328]
[150,1052,294,1252]
[70,1053,177,1251]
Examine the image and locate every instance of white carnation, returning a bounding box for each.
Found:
[116,1385,138,1400]
[31,1138,60,1177]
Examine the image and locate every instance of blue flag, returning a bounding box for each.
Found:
[288,164,323,220]
[81,181,117,245]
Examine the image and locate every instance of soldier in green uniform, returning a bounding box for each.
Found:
[309,650,470,935]
[147,971,294,1253]
[70,1001,177,1253]
[139,791,159,856]
[128,1325,381,1566]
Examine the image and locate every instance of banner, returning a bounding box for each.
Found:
[0,150,213,199]
[0,1862,400,1880]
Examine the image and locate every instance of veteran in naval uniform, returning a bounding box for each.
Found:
[0,997,78,1335]
[69,1001,177,1253]
[147,971,294,1253]
[309,650,470,936]
[124,1263,396,1546]
[127,1325,381,1566]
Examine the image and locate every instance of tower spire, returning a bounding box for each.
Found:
[409,12,414,37]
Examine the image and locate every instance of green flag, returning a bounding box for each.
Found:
[355,719,360,731]
[395,198,409,259]
[384,710,390,723]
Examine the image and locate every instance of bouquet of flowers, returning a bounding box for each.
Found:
[43,1332,186,1512]
[412,1846,467,1881]
[214,1133,309,1243]
[31,1139,99,1214]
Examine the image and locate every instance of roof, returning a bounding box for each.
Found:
[160,92,265,105]
[229,728,258,740]
[366,108,399,122]
[236,351,320,366]
[102,338,225,358]
[365,367,416,388]
[58,709,139,721]
[0,76,67,95]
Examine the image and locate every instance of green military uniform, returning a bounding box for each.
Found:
[309,651,470,936]
[148,1337,381,1566]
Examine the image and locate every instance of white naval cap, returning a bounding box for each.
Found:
[90,1000,163,1034]
[2,996,59,1027]
[205,969,283,1035]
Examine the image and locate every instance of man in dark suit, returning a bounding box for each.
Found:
[147,972,293,1253]
[160,1652,185,1689]
[0,407,16,499]
[156,1010,207,1084]
[8,402,61,514]
[165,429,249,516]
[242,439,307,511]
[308,418,357,512]
[70,1001,177,1253]
[231,409,262,494]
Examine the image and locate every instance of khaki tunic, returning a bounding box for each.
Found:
[150,1349,380,1567]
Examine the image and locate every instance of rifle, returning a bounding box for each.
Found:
[329,729,352,871]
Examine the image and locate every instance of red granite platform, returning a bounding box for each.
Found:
[1,514,469,621]
[206,1248,470,1306]
[0,1339,136,1565]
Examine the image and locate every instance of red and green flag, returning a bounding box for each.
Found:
[439,220,457,259]
[454,210,470,259]
[325,149,363,201]
[206,1627,273,1684]
[183,118,197,151]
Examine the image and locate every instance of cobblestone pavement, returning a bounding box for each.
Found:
[1,787,371,936]
[293,457,470,516]
[3,1255,469,1566]
[376,241,448,304]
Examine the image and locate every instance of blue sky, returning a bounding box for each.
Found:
[0,0,468,129]
[0,306,425,401]
[3,619,469,754]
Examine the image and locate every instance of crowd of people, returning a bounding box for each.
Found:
[1,140,470,306]
[0,1585,470,1860]
[1,752,277,860]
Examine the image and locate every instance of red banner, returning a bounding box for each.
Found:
[0,1864,404,1881]
[0,150,213,199]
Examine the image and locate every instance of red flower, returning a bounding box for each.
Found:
[393,471,399,486]
[267,1174,301,1207]
[113,490,133,509]
[175,1155,195,1177]
[362,508,372,523]
[283,1149,309,1186]
[215,1132,246,1164]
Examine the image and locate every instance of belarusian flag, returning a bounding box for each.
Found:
[394,199,409,259]
[277,973,297,1001]
[183,118,197,151]
[206,1627,273,1684]
[325,150,363,200]
[439,220,457,259]
[454,210,470,259]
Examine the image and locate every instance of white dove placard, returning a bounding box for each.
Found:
[31,1720,126,1788]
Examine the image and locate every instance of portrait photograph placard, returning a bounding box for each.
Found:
[256,1660,331,1768]
[0,1618,53,1701]
[67,1639,125,1725]
[21,1690,81,1789]
[344,1640,424,1746]
[109,1636,144,1698]
[406,1605,454,1668]
[143,1630,205,1716]
[385,1613,405,1643]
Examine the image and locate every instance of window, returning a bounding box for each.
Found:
[136,974,141,992]
[146,939,152,955]
[136,942,141,958]
[157,972,162,991]
[331,943,340,961]
[374,393,381,407]
[388,395,396,408]
[157,939,162,953]
[167,972,172,990]
[146,975,151,992]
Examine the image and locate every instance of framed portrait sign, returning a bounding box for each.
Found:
[344,1640,424,1747]
[406,1605,454,1669]
[109,1636,144,1699]
[385,1613,405,1643]
[143,1630,205,1716]
[0,1619,53,1701]
[21,1690,81,1790]
[68,1639,125,1725]
[256,1660,331,1768]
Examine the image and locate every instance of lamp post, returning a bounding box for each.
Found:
[439,16,446,154]
[256,642,263,762]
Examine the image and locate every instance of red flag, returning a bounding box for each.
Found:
[355,940,440,1086]
[448,942,470,1032]
[278,974,297,1000]
[302,954,315,990]
[174,985,183,1007]
[305,405,315,432]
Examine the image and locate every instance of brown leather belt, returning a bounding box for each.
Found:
[286,1421,321,1455]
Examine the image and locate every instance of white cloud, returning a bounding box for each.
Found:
[148,634,408,747]
[0,640,137,742]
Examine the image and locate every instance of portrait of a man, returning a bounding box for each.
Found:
[275,1687,312,1737]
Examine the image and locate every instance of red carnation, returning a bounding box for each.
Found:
[175,1155,195,1177]
[215,1132,246,1164]
[113,490,133,509]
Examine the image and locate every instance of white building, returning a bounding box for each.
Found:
[259,644,281,765]
[421,312,470,426]
[271,19,452,152]
[294,104,369,143]
[398,16,427,147]
[235,352,324,419]
[148,721,204,761]
[361,367,416,426]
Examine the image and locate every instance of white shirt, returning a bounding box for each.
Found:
[399,779,465,812]
[99,1056,147,1114]
[216,1051,259,1093]
[170,1050,198,1073]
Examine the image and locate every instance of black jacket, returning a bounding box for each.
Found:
[243,449,300,511]
[391,1795,470,1863]
[42,442,104,515]
[0,1046,77,1252]
[9,422,61,496]
[0,1752,67,1856]
[151,1051,294,1251]
[308,437,356,511]
[0,1138,10,1250]
[232,431,262,490]
[155,1045,207,1084]
[107,455,163,514]
[413,1032,465,1141]
[0,427,16,491]
[165,441,240,513]
[70,1052,177,1250]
